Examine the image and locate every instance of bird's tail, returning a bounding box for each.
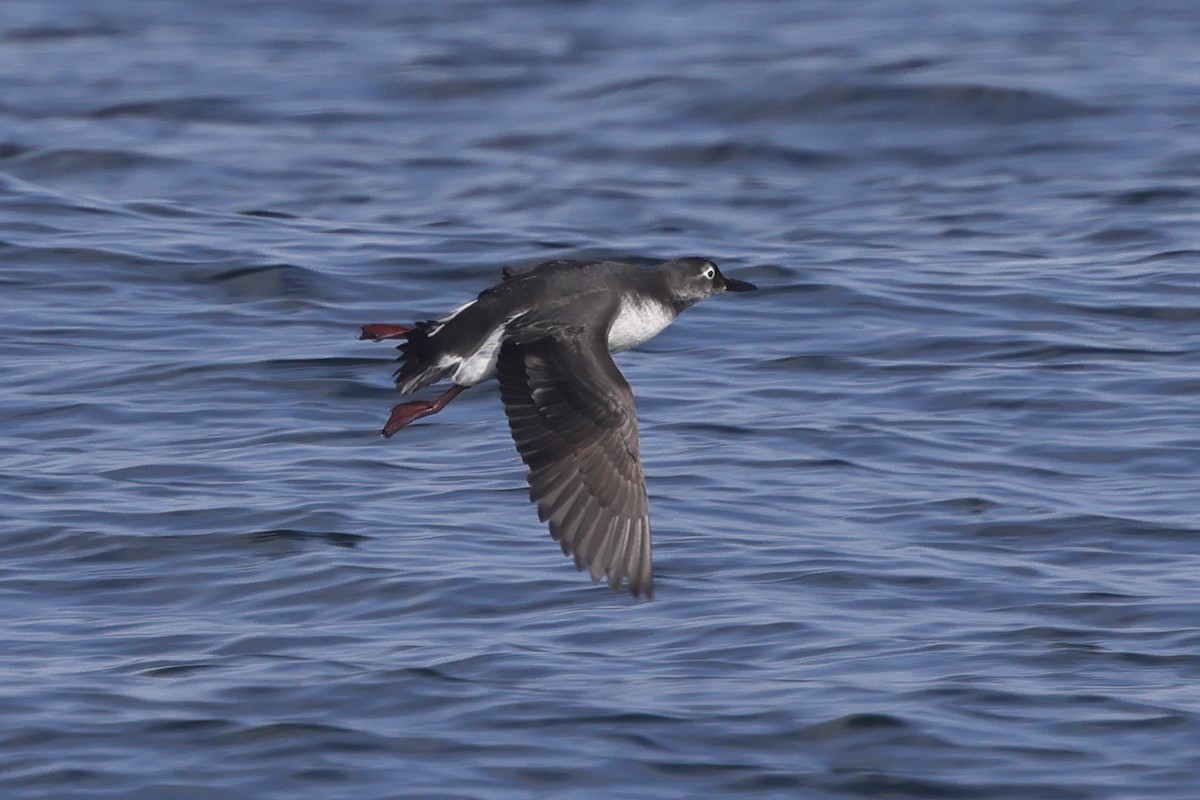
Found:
[392,321,453,395]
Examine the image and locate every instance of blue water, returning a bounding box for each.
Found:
[3,1,1200,797]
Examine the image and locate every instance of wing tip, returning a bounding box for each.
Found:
[628,576,654,600]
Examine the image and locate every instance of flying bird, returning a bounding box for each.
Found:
[361,257,756,597]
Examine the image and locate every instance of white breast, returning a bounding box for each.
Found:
[607,298,675,353]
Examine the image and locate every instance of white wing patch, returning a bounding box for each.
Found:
[450,311,526,387]
[452,324,505,386]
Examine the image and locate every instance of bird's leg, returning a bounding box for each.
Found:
[360,323,411,342]
[382,384,467,437]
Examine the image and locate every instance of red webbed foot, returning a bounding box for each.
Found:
[360,323,411,342]
[382,401,435,437]
[380,385,467,438]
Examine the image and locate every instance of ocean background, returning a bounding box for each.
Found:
[2,1,1199,797]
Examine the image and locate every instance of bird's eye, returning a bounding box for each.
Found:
[703,267,716,279]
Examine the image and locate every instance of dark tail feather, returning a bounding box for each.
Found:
[393,321,452,394]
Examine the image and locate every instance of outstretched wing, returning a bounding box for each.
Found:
[496,325,652,597]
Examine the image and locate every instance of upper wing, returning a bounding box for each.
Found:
[496,324,652,597]
[500,259,588,282]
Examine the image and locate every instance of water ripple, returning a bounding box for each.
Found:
[2,1,1200,798]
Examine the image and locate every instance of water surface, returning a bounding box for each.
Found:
[3,1,1200,797]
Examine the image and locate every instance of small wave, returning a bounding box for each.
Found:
[5,147,177,177]
[1084,227,1164,245]
[1110,187,1197,205]
[194,262,321,299]
[965,514,1198,541]
[805,712,912,734]
[703,82,1101,124]
[865,56,943,75]
[986,342,1189,362]
[245,529,365,549]
[639,140,844,169]
[138,663,224,679]
[0,141,30,159]
[237,208,300,220]
[565,74,715,102]
[86,96,264,123]
[1132,249,1200,264]
[4,24,121,42]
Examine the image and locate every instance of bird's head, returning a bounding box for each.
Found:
[661,257,757,308]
